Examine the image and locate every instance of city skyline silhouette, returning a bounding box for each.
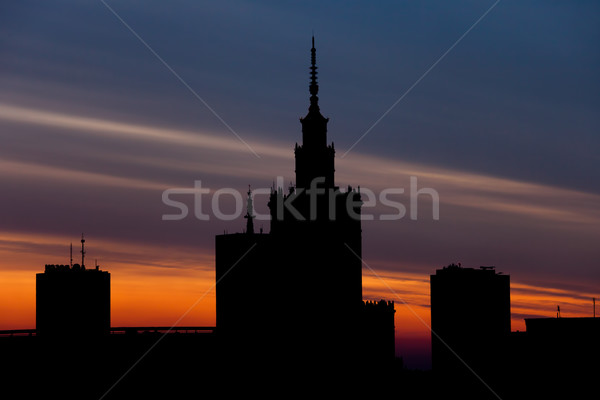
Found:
[2,35,599,399]
[1,2,599,398]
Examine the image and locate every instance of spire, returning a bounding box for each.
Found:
[244,185,255,234]
[80,233,86,268]
[298,34,329,154]
[309,35,319,112]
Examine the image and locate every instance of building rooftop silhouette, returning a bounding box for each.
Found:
[36,262,111,338]
[430,263,511,397]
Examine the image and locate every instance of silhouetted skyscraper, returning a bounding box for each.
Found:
[430,264,510,377]
[215,37,394,364]
[36,262,110,338]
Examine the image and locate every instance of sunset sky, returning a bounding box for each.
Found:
[1,1,599,369]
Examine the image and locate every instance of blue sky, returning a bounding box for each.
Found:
[2,1,598,192]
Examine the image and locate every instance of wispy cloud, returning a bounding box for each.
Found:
[0,158,167,190]
[0,103,285,157]
[3,102,599,227]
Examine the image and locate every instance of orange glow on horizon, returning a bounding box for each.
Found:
[110,268,215,327]
[1,233,597,371]
[0,233,596,333]
[0,231,216,330]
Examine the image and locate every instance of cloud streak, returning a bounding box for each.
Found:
[3,101,599,225]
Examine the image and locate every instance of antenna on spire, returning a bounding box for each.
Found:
[309,35,319,111]
[80,233,86,268]
[70,243,73,268]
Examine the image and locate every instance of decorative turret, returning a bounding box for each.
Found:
[244,185,255,234]
[80,233,86,268]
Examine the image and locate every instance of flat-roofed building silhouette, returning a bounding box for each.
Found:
[36,263,110,337]
[430,264,510,379]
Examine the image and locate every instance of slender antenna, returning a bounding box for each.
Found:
[81,233,86,267]
[70,243,73,267]
[309,35,319,111]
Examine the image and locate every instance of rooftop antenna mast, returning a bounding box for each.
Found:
[70,243,73,267]
[80,233,86,268]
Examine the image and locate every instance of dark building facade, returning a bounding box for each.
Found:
[25,254,218,399]
[36,262,110,337]
[430,264,510,380]
[522,316,600,376]
[501,316,600,399]
[215,38,395,365]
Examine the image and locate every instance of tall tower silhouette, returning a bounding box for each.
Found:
[215,37,394,366]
